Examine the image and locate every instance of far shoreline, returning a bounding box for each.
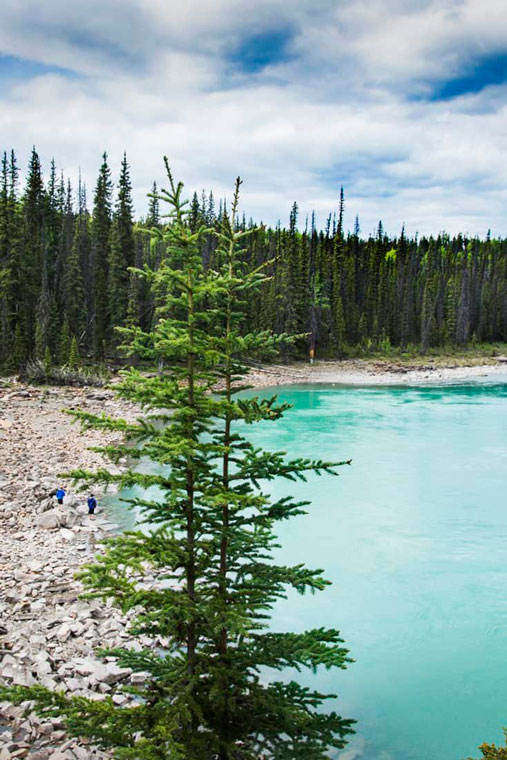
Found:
[245,358,507,389]
[3,353,507,396]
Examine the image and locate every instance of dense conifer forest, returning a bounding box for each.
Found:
[1,147,506,370]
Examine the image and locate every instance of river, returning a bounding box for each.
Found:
[106,380,507,760]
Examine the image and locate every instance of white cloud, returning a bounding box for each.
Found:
[0,0,506,237]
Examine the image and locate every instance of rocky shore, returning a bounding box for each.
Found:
[0,383,144,760]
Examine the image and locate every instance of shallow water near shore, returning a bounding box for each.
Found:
[107,380,507,760]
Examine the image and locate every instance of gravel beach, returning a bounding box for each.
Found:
[0,384,142,760]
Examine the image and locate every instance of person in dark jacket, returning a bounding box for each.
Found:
[56,487,66,505]
[87,494,97,516]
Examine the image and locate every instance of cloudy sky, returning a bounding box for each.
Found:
[1,0,506,236]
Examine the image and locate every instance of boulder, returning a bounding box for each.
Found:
[38,498,55,513]
[1,664,35,687]
[35,510,62,530]
[60,511,80,529]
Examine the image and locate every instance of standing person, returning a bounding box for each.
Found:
[56,487,66,505]
[87,494,97,517]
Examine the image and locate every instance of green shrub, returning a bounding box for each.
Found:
[22,359,108,387]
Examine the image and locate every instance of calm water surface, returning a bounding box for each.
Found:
[109,380,507,760]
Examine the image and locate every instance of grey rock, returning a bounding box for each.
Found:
[58,529,75,542]
[60,511,81,529]
[63,678,82,693]
[35,511,62,530]
[130,671,149,685]
[1,665,35,687]
[69,748,89,760]
[37,724,54,737]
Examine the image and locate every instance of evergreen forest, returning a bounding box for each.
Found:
[1,147,506,371]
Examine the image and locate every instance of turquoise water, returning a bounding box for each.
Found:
[108,380,507,760]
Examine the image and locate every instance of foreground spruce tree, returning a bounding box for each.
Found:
[0,162,354,759]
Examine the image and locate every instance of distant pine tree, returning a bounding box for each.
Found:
[0,152,11,358]
[108,152,134,342]
[91,152,113,356]
[59,318,71,366]
[146,181,160,227]
[18,147,45,363]
[67,335,80,368]
[63,175,87,344]
[43,344,52,375]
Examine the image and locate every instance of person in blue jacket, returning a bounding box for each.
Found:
[56,487,66,505]
[87,494,97,517]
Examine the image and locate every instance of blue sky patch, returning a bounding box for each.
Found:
[227,29,294,74]
[0,54,77,82]
[431,52,507,100]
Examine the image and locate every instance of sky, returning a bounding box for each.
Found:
[1,0,507,237]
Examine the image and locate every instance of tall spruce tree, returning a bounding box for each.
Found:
[4,151,21,366]
[91,152,113,356]
[108,152,135,343]
[18,147,45,362]
[0,152,11,358]
[44,161,65,357]
[0,162,354,759]
[147,181,160,227]
[63,175,87,344]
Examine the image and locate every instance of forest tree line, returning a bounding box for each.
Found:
[1,147,506,370]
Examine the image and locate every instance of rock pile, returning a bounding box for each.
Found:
[0,701,108,760]
[0,383,144,758]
